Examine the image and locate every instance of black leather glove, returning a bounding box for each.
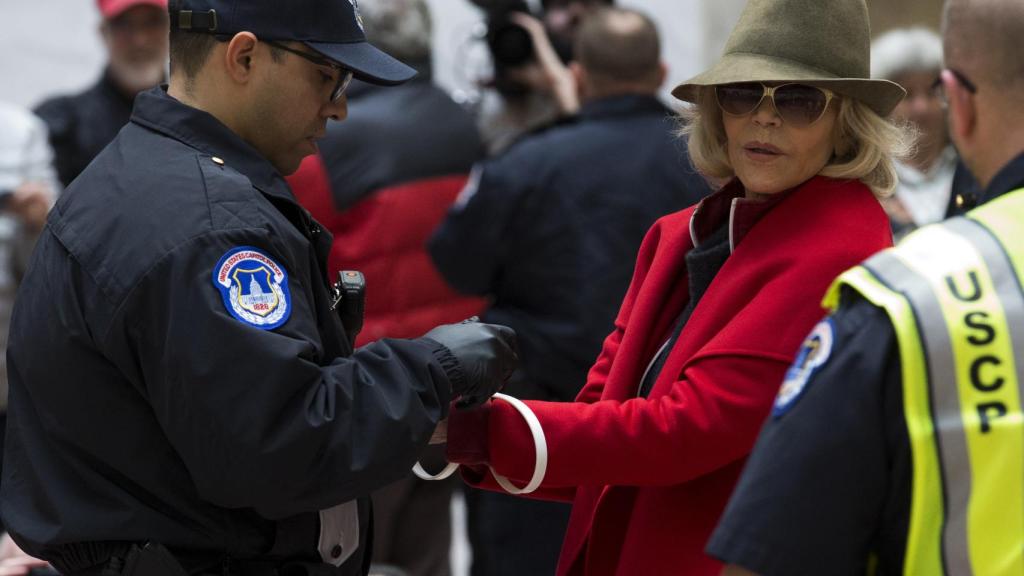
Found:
[424,320,519,407]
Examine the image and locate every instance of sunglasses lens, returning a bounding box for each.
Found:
[773,85,829,125]
[716,83,766,116]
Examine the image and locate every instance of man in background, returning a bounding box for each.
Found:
[286,0,485,573]
[35,0,168,186]
[430,8,711,575]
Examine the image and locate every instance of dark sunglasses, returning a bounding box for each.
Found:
[716,83,836,126]
[262,39,354,103]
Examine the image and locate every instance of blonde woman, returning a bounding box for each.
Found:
[440,0,909,573]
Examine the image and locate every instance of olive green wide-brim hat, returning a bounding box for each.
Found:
[672,0,906,117]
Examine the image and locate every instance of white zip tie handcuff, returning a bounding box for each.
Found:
[412,393,548,495]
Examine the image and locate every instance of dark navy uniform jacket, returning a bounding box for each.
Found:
[706,154,1024,576]
[2,87,456,573]
[429,95,711,402]
[35,70,137,188]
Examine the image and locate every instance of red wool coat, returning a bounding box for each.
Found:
[449,176,893,575]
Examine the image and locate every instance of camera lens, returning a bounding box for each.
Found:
[487,18,534,67]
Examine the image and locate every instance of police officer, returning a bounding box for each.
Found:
[0,1,518,575]
[705,0,1024,574]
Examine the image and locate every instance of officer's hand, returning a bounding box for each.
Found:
[423,321,518,406]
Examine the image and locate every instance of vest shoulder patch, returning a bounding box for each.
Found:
[212,246,292,330]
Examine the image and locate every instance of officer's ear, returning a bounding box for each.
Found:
[943,69,978,150]
[223,32,260,85]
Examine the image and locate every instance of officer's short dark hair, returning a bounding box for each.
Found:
[167,0,287,83]
[169,28,288,83]
[169,27,221,80]
[574,8,660,84]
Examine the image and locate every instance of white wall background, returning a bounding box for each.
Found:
[0,0,747,110]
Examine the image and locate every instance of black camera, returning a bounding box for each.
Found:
[471,0,536,96]
[482,0,536,68]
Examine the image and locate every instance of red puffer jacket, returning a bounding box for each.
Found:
[287,154,485,346]
[448,176,893,575]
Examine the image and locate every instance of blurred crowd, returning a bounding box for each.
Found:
[0,0,989,575]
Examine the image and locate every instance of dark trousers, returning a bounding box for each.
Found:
[465,488,571,576]
[371,473,454,576]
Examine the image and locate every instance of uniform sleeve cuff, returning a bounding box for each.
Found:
[446,402,492,465]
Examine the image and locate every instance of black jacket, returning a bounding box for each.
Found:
[34,70,137,187]
[2,88,456,574]
[429,94,712,401]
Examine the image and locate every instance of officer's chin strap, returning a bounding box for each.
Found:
[412,393,548,495]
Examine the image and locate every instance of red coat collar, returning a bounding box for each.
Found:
[688,178,794,253]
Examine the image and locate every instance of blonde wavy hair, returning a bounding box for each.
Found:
[679,87,914,198]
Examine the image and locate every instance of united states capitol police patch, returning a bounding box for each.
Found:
[213,247,292,330]
[773,317,835,418]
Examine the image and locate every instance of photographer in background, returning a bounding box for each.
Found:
[472,0,612,153]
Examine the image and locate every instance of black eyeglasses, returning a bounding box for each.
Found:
[716,83,836,126]
[930,68,978,106]
[262,39,354,103]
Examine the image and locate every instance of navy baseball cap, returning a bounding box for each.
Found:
[171,0,416,85]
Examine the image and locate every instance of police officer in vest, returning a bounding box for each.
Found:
[705,0,1024,574]
[0,1,518,575]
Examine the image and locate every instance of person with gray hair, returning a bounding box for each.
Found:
[871,27,960,239]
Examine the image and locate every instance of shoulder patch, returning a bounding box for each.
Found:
[773,317,835,418]
[213,247,292,330]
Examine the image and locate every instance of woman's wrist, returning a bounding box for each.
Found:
[446,401,493,465]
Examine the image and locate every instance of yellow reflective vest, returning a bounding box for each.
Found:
[822,188,1024,576]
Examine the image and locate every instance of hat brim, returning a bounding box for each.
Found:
[672,52,906,117]
[307,41,417,86]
